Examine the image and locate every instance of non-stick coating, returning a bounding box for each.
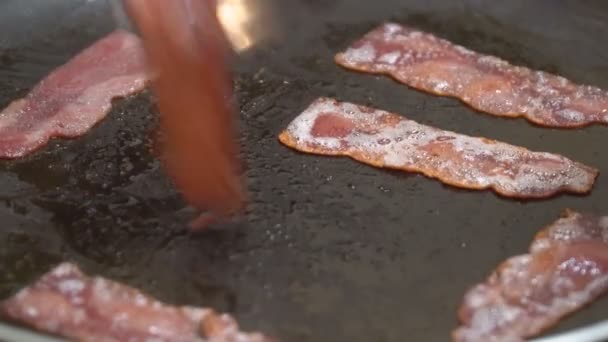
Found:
[1,1,608,341]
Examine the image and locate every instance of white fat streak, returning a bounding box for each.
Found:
[454,45,474,56]
[378,51,401,64]
[550,275,575,294]
[92,278,113,302]
[544,222,585,244]
[15,289,29,299]
[383,23,403,35]
[121,30,143,50]
[285,99,343,150]
[208,313,256,340]
[0,99,27,130]
[558,258,602,277]
[52,262,79,277]
[134,293,148,307]
[532,213,608,249]
[557,109,585,122]
[184,307,212,322]
[464,285,491,308]
[58,279,86,294]
[433,81,450,93]
[547,275,608,316]
[408,31,423,39]
[288,98,592,195]
[342,42,377,64]
[470,304,523,336]
[477,55,508,68]
[25,306,38,318]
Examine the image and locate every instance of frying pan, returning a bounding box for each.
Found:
[1,0,608,341]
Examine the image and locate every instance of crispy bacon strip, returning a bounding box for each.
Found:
[0,30,149,159]
[453,210,608,342]
[335,23,608,128]
[279,98,598,198]
[1,262,272,342]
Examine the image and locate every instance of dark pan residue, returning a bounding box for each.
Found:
[0,0,607,341]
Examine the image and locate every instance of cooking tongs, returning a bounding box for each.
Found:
[114,0,244,227]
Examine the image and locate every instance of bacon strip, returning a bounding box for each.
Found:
[1,262,272,342]
[126,0,245,224]
[335,23,608,128]
[453,210,608,342]
[0,30,150,159]
[279,98,598,198]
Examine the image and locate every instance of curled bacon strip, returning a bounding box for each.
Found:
[0,30,149,159]
[279,98,598,198]
[1,263,272,342]
[453,210,608,342]
[335,23,608,128]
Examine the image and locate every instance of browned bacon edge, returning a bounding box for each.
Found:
[278,97,598,199]
[453,210,608,342]
[1,262,274,342]
[335,23,608,128]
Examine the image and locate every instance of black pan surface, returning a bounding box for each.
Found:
[1,0,608,341]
